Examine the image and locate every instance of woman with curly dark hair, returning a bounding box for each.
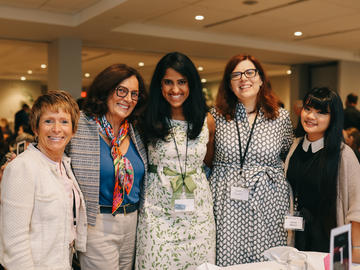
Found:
[67,64,148,270]
[210,54,293,266]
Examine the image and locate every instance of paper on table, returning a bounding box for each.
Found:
[195,262,221,270]
[263,246,327,270]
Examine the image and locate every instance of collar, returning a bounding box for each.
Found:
[236,102,263,118]
[29,143,71,167]
[302,136,324,153]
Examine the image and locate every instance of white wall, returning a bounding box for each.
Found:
[270,75,290,111]
[0,79,44,127]
[338,61,360,109]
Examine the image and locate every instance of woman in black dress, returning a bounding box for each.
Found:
[285,87,360,263]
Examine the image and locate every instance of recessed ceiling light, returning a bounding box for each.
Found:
[286,70,292,75]
[198,66,204,71]
[294,31,303,37]
[84,73,90,78]
[20,76,26,81]
[138,62,144,67]
[195,15,204,21]
[27,70,32,74]
[41,64,47,69]
[201,78,207,83]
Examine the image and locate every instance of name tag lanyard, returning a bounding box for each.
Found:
[234,109,259,178]
[170,122,189,191]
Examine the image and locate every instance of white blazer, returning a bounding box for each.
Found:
[0,144,87,270]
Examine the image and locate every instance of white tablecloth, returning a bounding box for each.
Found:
[196,252,360,270]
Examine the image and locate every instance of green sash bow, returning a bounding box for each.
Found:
[149,164,197,195]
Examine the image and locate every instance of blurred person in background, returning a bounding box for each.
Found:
[343,127,360,162]
[14,103,32,135]
[344,93,360,130]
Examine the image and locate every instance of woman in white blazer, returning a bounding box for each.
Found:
[0,90,87,270]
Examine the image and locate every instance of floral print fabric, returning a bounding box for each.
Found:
[135,118,216,270]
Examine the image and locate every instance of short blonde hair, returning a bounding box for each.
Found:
[30,90,80,134]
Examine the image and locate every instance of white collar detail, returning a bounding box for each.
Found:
[302,136,324,153]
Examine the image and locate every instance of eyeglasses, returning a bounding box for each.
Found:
[115,86,139,101]
[230,69,258,80]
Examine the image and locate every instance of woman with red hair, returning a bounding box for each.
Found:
[209,54,293,266]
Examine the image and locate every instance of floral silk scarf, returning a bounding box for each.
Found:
[95,115,134,214]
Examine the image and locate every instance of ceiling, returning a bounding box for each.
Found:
[0,0,360,86]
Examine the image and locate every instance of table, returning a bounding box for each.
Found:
[196,252,360,270]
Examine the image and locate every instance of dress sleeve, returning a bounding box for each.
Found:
[1,158,35,270]
[280,109,294,159]
[342,145,360,224]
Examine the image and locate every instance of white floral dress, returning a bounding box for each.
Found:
[135,118,216,270]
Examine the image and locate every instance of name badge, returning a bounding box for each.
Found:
[230,186,249,201]
[284,215,304,231]
[174,198,195,212]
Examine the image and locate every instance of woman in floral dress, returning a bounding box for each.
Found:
[135,52,216,270]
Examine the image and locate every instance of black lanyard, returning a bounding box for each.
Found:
[72,189,77,226]
[235,110,258,175]
[170,122,189,183]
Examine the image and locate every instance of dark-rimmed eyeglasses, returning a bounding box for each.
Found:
[115,86,139,101]
[230,69,258,81]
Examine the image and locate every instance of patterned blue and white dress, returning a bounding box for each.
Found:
[210,103,293,266]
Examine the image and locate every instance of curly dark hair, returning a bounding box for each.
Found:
[82,64,147,123]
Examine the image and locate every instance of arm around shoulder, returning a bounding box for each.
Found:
[204,113,215,168]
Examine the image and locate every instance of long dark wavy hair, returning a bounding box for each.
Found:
[82,64,147,123]
[295,87,344,229]
[216,54,279,120]
[143,52,207,142]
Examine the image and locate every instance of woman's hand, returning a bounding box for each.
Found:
[204,113,215,168]
[0,152,16,182]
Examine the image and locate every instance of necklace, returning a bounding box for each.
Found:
[246,108,257,114]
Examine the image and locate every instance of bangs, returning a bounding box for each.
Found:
[304,93,331,114]
[40,102,72,116]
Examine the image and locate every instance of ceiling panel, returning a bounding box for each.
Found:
[205,13,295,41]
[0,0,46,9]
[195,0,292,14]
[0,40,47,82]
[258,0,358,25]
[40,0,100,14]
[297,31,360,51]
[324,0,360,9]
[0,0,360,88]
[142,0,299,31]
